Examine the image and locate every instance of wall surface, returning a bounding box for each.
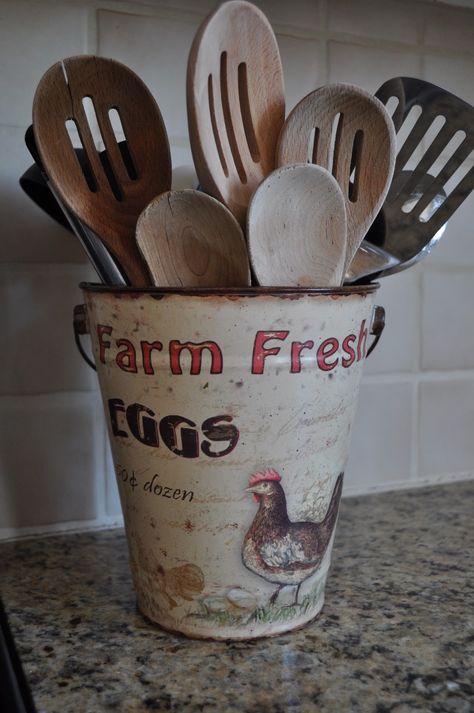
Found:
[1,0,473,539]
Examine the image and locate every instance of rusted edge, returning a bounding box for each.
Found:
[79,282,380,299]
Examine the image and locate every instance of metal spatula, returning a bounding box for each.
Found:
[364,77,474,275]
[22,125,128,285]
[33,55,171,286]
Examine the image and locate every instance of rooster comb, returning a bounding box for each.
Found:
[249,468,281,485]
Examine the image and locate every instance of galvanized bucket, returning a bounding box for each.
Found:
[74,284,384,640]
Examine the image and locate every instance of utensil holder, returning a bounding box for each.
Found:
[74,284,384,640]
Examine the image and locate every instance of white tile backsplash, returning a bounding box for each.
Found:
[420,379,474,477]
[1,0,474,538]
[0,264,99,395]
[345,381,414,493]
[0,125,86,263]
[277,34,322,113]
[97,9,200,142]
[0,392,102,531]
[424,53,474,105]
[328,41,421,93]
[365,268,420,375]
[421,269,474,371]
[0,1,87,127]
[424,5,474,55]
[328,0,422,46]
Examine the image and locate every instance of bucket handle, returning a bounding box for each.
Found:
[73,302,385,370]
[73,304,96,371]
[367,304,385,357]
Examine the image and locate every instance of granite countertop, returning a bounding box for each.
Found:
[2,481,473,713]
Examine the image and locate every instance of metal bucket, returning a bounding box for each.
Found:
[74,284,384,640]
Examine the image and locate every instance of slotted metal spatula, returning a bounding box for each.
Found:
[33,55,171,286]
[364,77,474,274]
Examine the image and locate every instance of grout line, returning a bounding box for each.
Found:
[86,5,99,54]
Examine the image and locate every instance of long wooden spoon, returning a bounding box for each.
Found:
[247,164,347,287]
[276,84,396,271]
[187,0,285,227]
[136,190,251,287]
[33,55,171,286]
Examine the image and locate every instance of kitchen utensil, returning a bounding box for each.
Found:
[187,0,285,227]
[276,83,396,271]
[362,77,474,275]
[22,126,128,285]
[247,163,347,287]
[344,241,400,284]
[33,55,172,286]
[136,189,251,287]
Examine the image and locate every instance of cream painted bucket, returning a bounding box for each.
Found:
[75,284,384,640]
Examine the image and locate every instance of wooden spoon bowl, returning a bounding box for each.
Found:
[136,190,251,288]
[247,164,347,287]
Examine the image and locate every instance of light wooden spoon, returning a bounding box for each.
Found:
[187,0,285,227]
[247,164,347,287]
[33,55,171,286]
[136,190,251,287]
[276,84,396,271]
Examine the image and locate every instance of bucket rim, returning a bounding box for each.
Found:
[79,282,379,297]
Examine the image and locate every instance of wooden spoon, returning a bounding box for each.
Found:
[276,84,396,270]
[187,0,285,227]
[136,190,251,287]
[33,55,171,286]
[247,164,347,287]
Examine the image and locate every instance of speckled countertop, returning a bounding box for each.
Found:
[2,481,474,713]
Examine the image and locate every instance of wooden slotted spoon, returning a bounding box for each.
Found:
[277,84,396,271]
[33,55,172,286]
[247,164,347,287]
[136,190,251,287]
[187,0,285,227]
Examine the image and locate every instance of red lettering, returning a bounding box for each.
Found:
[251,331,289,374]
[342,334,356,368]
[317,338,339,371]
[141,340,163,375]
[357,320,368,361]
[290,340,315,373]
[97,324,112,364]
[169,341,223,375]
[116,339,137,373]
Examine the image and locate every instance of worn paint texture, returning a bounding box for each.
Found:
[82,287,378,639]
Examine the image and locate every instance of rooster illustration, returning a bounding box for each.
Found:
[242,469,343,606]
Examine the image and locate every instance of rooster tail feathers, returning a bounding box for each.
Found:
[321,472,344,530]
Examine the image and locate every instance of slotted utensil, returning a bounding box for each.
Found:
[362,76,474,275]
[247,164,347,287]
[22,125,128,285]
[136,189,251,287]
[345,240,400,283]
[33,55,172,286]
[187,0,285,227]
[277,83,396,272]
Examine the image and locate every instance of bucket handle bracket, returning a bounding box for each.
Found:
[73,304,96,371]
[367,304,385,358]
